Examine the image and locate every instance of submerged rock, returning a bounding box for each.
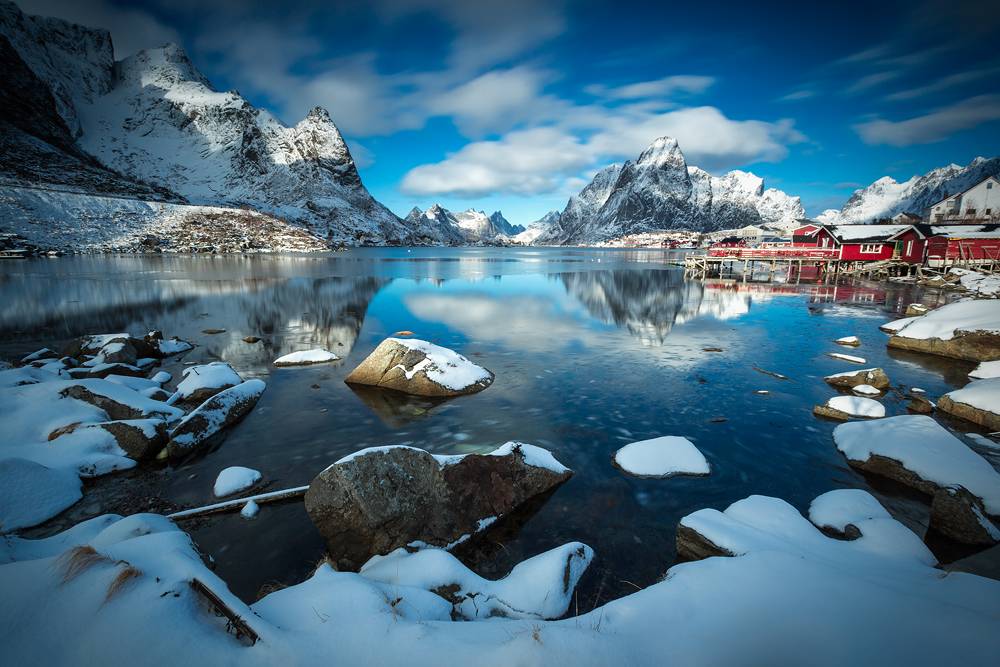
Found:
[344,338,493,397]
[304,443,572,571]
[929,485,1000,546]
[167,380,266,457]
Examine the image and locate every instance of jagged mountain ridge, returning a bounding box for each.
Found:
[0,1,407,245]
[817,156,1000,224]
[404,204,524,243]
[535,137,804,245]
[512,209,560,244]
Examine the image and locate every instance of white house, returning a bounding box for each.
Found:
[924,176,1000,223]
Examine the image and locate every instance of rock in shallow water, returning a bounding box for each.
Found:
[344,338,493,397]
[304,442,571,571]
[167,380,266,458]
[929,485,1000,546]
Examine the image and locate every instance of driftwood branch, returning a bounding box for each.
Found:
[189,578,259,646]
[167,486,309,520]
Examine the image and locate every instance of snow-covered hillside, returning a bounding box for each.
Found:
[512,210,560,244]
[403,204,524,244]
[819,157,1000,224]
[534,137,804,245]
[0,1,406,249]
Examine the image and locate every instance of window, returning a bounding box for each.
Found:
[861,244,881,253]
[987,209,993,216]
[988,182,993,189]
[906,241,913,255]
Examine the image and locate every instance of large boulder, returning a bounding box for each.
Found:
[304,443,572,571]
[99,419,168,460]
[823,368,891,390]
[167,380,266,458]
[344,338,494,397]
[938,378,1000,431]
[173,362,244,404]
[886,300,1000,362]
[929,485,1000,546]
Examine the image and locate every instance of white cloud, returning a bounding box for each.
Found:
[779,90,817,101]
[845,72,900,94]
[584,76,715,100]
[18,0,181,58]
[885,68,998,101]
[852,95,1000,147]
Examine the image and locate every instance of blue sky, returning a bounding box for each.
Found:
[20,0,1000,225]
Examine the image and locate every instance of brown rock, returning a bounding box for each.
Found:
[938,393,1000,431]
[675,522,736,562]
[813,404,850,421]
[887,330,1000,362]
[929,485,1000,546]
[907,395,935,414]
[823,367,891,390]
[905,304,932,317]
[344,339,494,397]
[167,380,265,458]
[98,420,168,460]
[242,337,261,344]
[61,385,145,421]
[843,453,941,497]
[304,443,572,571]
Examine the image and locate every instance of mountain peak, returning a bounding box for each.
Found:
[636,136,686,170]
[117,43,215,91]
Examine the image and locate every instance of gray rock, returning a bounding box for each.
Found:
[675,522,736,561]
[167,380,266,457]
[344,339,494,397]
[929,485,1000,546]
[813,404,851,421]
[98,420,167,460]
[823,367,891,390]
[61,384,145,420]
[305,443,572,571]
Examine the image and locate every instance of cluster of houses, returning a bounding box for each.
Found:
[711,176,1000,270]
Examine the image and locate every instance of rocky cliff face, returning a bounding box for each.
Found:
[535,137,804,245]
[0,1,406,246]
[819,157,1000,224]
[513,209,560,244]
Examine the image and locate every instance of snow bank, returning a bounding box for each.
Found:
[969,360,1000,379]
[213,466,262,497]
[273,350,340,366]
[834,415,1000,514]
[889,300,1000,341]
[827,396,885,418]
[612,436,711,478]
[0,458,82,533]
[173,362,243,401]
[808,489,892,533]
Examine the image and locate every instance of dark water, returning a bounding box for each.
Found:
[2,248,998,608]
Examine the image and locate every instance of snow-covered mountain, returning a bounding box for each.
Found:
[512,210,560,244]
[404,204,524,243]
[0,1,407,247]
[534,137,804,245]
[817,156,1000,224]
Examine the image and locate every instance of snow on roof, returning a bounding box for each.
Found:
[823,224,911,243]
[834,415,1000,514]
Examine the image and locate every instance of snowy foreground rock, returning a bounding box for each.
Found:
[886,300,1000,362]
[611,436,711,479]
[167,380,266,458]
[833,415,1000,516]
[171,362,244,404]
[273,349,340,367]
[344,338,494,397]
[823,367,891,390]
[938,377,1000,431]
[814,396,885,421]
[305,443,571,571]
[5,494,1000,666]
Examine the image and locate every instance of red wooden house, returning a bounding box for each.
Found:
[921,224,1000,268]
[711,236,747,248]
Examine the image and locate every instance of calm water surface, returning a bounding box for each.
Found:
[2,248,998,607]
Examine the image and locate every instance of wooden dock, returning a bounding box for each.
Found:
[684,249,916,282]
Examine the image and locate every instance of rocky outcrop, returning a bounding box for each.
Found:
[887,330,1000,362]
[304,443,572,571]
[98,419,168,460]
[813,404,850,421]
[938,386,1000,430]
[907,396,935,414]
[675,522,736,561]
[823,368,891,390]
[929,485,1000,545]
[167,380,265,457]
[344,338,494,397]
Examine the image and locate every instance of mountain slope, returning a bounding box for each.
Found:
[818,157,1000,223]
[403,204,522,243]
[535,137,804,245]
[513,210,560,244]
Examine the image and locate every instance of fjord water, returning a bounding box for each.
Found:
[2,248,997,606]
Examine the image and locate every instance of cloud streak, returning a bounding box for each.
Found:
[852,95,1000,147]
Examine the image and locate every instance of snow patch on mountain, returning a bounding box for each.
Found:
[513,210,560,244]
[404,204,523,243]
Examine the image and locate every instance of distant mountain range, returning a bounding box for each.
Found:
[403,205,524,244]
[817,157,1000,224]
[535,137,805,245]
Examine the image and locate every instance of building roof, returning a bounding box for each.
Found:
[821,224,911,243]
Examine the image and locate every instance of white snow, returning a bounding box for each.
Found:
[334,442,570,475]
[612,436,711,478]
[966,433,1000,451]
[950,269,1000,298]
[169,380,266,449]
[808,489,892,533]
[912,387,926,393]
[852,384,881,396]
[0,458,82,533]
[943,377,1000,414]
[827,396,885,418]
[273,349,340,366]
[213,467,262,498]
[879,316,920,333]
[889,299,1000,341]
[156,339,193,356]
[834,415,1000,514]
[825,368,883,381]
[969,360,1000,380]
[241,500,259,520]
[20,349,55,363]
[388,338,491,391]
[173,362,243,401]
[835,336,860,345]
[824,353,867,364]
[360,542,594,621]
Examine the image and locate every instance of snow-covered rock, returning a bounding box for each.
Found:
[273,350,340,367]
[827,396,885,418]
[167,379,266,457]
[835,336,861,347]
[929,485,1000,546]
[172,362,243,403]
[824,368,891,389]
[213,466,262,498]
[970,360,1000,380]
[344,338,493,396]
[824,352,867,364]
[886,300,1000,361]
[852,384,882,396]
[534,137,804,244]
[0,458,82,533]
[612,436,711,479]
[938,377,1000,430]
[807,489,892,536]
